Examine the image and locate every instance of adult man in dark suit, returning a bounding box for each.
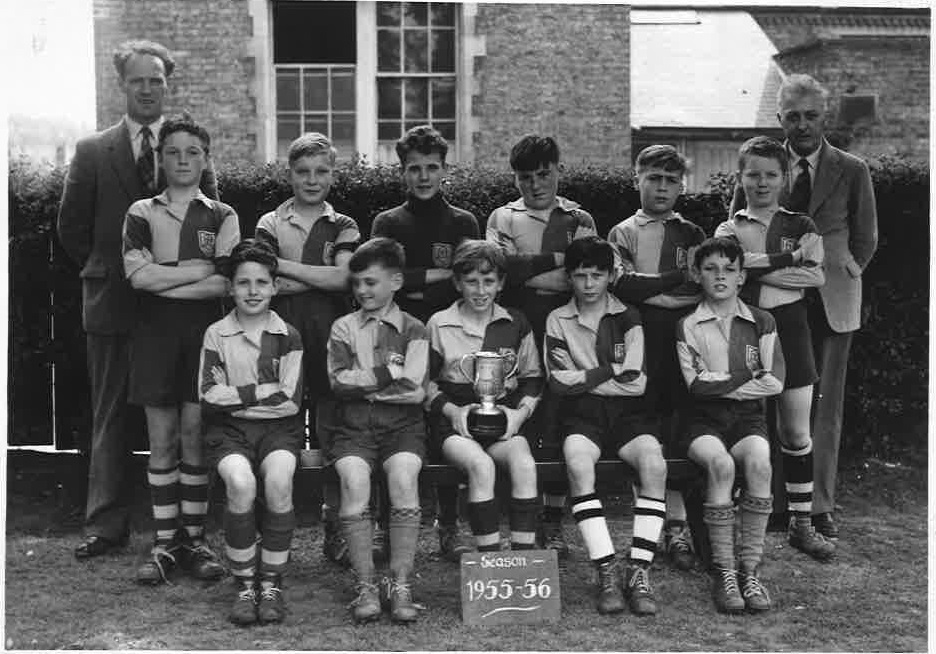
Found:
[58,39,218,558]
[730,74,878,540]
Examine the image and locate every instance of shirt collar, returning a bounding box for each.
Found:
[125,115,163,141]
[633,209,682,226]
[276,197,338,227]
[694,298,755,324]
[733,206,797,226]
[152,188,212,208]
[216,309,290,337]
[355,302,404,331]
[435,301,514,330]
[786,142,821,174]
[505,195,581,214]
[553,293,628,320]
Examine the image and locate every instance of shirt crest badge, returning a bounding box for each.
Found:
[675,246,688,270]
[197,230,216,257]
[780,237,796,252]
[322,241,335,265]
[614,343,626,362]
[386,352,405,367]
[745,344,762,371]
[432,243,453,268]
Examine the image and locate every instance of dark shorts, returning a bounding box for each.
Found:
[324,400,426,469]
[427,389,529,461]
[129,296,222,406]
[205,413,305,469]
[641,304,693,443]
[768,300,818,389]
[680,398,769,455]
[560,394,661,457]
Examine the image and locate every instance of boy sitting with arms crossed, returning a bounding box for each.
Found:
[545,236,667,616]
[714,136,834,562]
[199,239,304,625]
[486,134,599,557]
[122,115,239,584]
[676,236,785,613]
[426,240,542,554]
[607,144,706,571]
[372,125,481,561]
[255,132,361,567]
[325,237,429,624]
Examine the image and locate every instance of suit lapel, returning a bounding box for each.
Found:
[809,139,844,215]
[107,119,145,200]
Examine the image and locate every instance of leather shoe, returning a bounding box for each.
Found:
[74,534,127,559]
[812,512,839,539]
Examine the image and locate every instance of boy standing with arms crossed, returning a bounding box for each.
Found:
[607,145,706,570]
[545,236,667,616]
[486,135,598,556]
[676,237,784,613]
[199,239,304,625]
[325,238,429,623]
[372,125,480,561]
[122,116,239,584]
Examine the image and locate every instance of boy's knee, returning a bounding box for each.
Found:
[637,450,668,484]
[223,470,257,508]
[263,473,295,510]
[707,453,735,485]
[466,455,496,490]
[744,455,772,486]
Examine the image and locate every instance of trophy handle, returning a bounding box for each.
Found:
[457,353,476,383]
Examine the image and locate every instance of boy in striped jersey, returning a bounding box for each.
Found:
[545,236,666,616]
[715,136,834,562]
[607,145,706,570]
[676,237,785,613]
[122,116,237,585]
[199,239,305,625]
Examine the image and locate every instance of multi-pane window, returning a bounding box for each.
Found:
[273,1,357,159]
[376,2,457,146]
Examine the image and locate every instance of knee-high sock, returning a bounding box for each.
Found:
[782,443,814,527]
[630,495,665,566]
[738,493,772,573]
[225,508,257,581]
[388,507,421,580]
[179,462,210,540]
[259,508,296,579]
[571,493,615,564]
[149,465,180,547]
[341,510,374,583]
[510,497,540,549]
[467,499,500,551]
[542,491,566,522]
[703,502,736,571]
[437,484,460,527]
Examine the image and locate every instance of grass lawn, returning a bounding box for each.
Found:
[4,454,927,651]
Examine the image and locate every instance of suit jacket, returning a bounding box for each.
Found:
[57,118,219,335]
[729,138,877,333]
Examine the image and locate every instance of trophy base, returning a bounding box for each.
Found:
[467,410,507,448]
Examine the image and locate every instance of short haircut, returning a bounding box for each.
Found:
[157,114,210,155]
[113,39,175,79]
[778,73,829,108]
[693,236,745,270]
[288,132,337,167]
[738,136,788,175]
[348,237,406,274]
[395,125,448,167]
[451,240,507,279]
[564,236,615,273]
[509,134,560,171]
[636,144,688,175]
[225,238,278,280]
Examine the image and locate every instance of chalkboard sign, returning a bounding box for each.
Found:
[460,549,561,625]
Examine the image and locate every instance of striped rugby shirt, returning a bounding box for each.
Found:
[607,210,705,308]
[122,190,240,279]
[327,303,429,405]
[255,198,360,268]
[715,208,825,309]
[544,294,647,397]
[426,301,544,415]
[199,309,303,419]
[486,196,597,290]
[676,299,785,400]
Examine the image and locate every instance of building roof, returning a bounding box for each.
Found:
[631,9,782,130]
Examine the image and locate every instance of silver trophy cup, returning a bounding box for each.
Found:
[458,350,519,445]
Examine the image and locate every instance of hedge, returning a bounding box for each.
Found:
[8,154,928,461]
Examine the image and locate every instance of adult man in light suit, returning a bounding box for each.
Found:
[58,39,218,558]
[730,74,878,540]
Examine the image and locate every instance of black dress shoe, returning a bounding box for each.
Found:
[812,512,839,539]
[74,534,127,559]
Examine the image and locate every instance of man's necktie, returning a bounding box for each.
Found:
[137,126,156,194]
[789,158,811,213]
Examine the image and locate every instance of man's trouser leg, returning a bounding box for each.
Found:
[810,328,853,515]
[84,333,134,540]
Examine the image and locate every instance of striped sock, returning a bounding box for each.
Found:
[148,464,180,547]
[571,493,615,562]
[782,443,814,528]
[468,499,501,551]
[738,493,772,573]
[224,508,257,580]
[388,507,421,579]
[259,509,296,578]
[703,502,736,571]
[180,462,210,541]
[509,496,540,549]
[630,495,666,566]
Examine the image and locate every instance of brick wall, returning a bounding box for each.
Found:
[471,4,630,167]
[94,0,258,163]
